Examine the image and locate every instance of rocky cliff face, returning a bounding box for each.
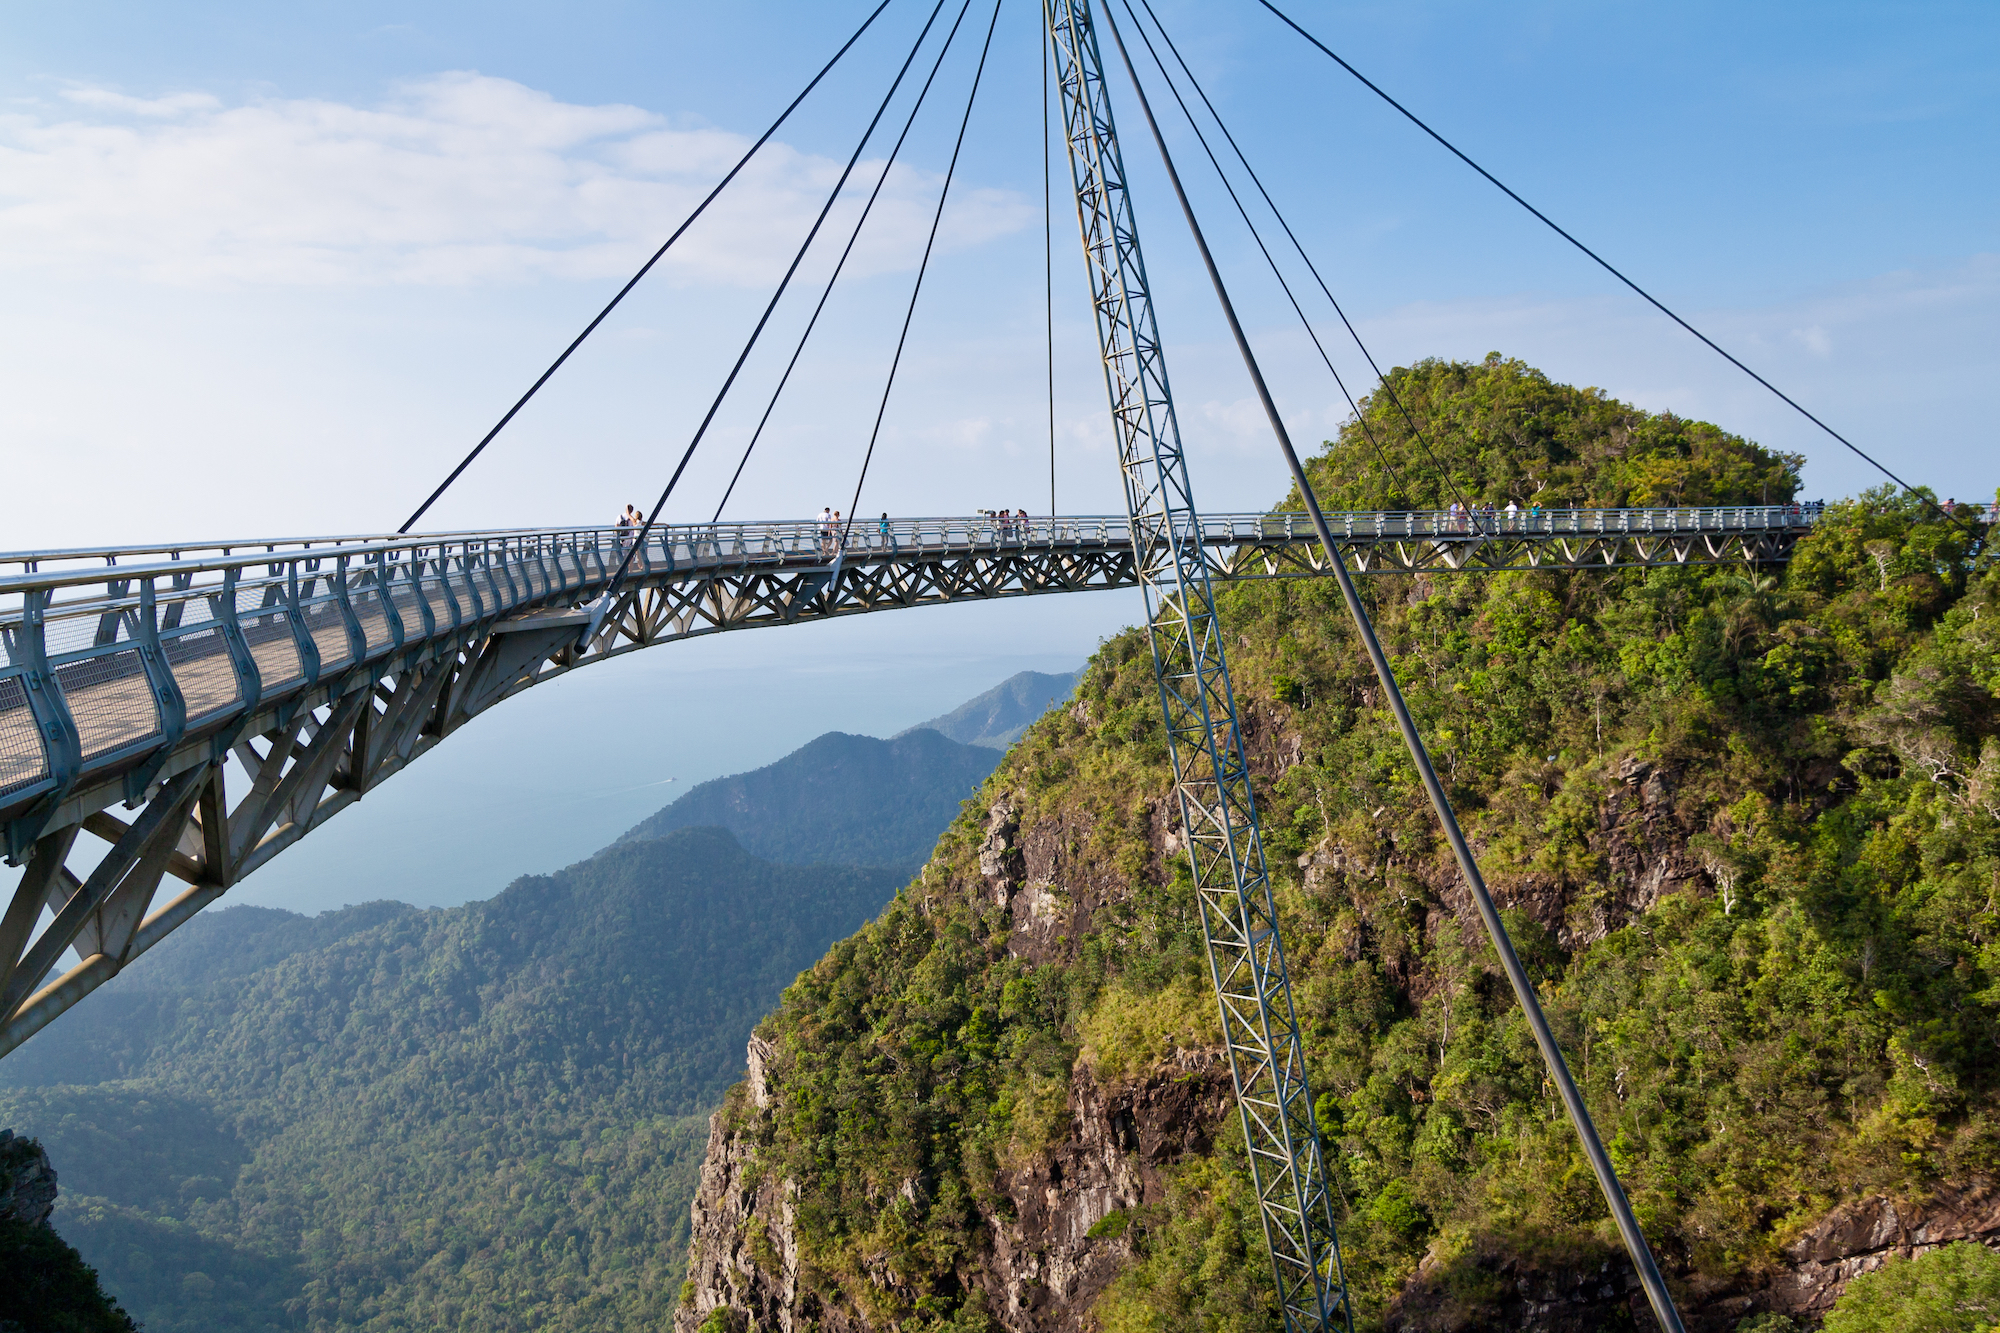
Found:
[0,1128,58,1230]
[678,1041,1232,1333]
[674,685,2000,1332]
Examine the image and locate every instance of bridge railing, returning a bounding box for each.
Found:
[0,504,1829,814]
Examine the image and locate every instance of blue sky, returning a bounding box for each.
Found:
[3,1,1995,910]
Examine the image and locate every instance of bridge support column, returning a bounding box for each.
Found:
[1046,4,1351,1328]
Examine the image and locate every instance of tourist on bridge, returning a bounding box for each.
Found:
[1505,499,1520,530]
[879,513,894,552]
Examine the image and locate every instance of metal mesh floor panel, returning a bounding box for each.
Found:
[0,674,46,798]
[58,649,160,761]
[242,613,303,691]
[420,583,458,632]
[301,602,352,675]
[163,627,241,720]
[351,588,393,656]
[389,586,428,636]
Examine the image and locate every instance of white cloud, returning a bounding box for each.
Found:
[0,73,1031,288]
[60,87,222,117]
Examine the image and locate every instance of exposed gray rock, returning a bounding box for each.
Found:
[0,1128,57,1231]
[676,1037,1230,1333]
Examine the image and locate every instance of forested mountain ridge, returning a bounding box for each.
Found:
[679,356,1999,1332]
[617,729,1002,868]
[898,671,1084,750]
[0,901,419,1091]
[1,828,905,1333]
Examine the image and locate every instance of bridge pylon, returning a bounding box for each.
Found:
[1045,2,1353,1327]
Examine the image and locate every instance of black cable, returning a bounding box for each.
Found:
[1044,7,1057,519]
[1136,0,1469,520]
[396,0,896,534]
[710,0,981,522]
[1254,0,1974,538]
[839,0,1007,549]
[608,0,954,596]
[1118,0,1443,518]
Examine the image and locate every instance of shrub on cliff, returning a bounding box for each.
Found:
[1823,1241,2000,1332]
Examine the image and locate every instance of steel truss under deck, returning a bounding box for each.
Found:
[1046,1,1347,1326]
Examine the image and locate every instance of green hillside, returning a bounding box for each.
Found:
[616,729,1001,868]
[898,670,1083,750]
[0,902,419,1092]
[711,356,1999,1329]
[1,828,903,1333]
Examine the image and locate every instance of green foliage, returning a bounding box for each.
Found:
[1076,973,1218,1083]
[0,1215,138,1332]
[1290,352,1802,512]
[1087,1209,1131,1241]
[4,827,904,1332]
[1823,1241,2000,1332]
[722,359,2000,1330]
[619,730,1001,869]
[1094,1155,1280,1333]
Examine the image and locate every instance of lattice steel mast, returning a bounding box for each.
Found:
[1043,3,1351,1328]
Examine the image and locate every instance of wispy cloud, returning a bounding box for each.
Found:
[0,73,1031,288]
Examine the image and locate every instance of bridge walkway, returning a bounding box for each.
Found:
[0,503,1816,1060]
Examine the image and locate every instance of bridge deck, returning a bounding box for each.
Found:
[0,503,1820,1060]
[0,506,1816,829]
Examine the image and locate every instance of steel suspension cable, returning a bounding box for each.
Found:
[839,0,1007,549]
[602,0,955,599]
[1254,0,1971,536]
[1105,5,1689,1328]
[1133,0,1470,519]
[709,0,982,522]
[396,0,896,535]
[1117,0,1440,517]
[1043,8,1057,519]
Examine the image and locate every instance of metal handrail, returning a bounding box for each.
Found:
[0,504,1838,609]
[1,502,1848,580]
[0,503,1841,827]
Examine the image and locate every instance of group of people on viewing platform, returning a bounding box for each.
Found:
[614,502,644,551]
[980,508,1034,540]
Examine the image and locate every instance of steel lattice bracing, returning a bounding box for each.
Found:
[1044,1,1350,1326]
[0,504,1813,1061]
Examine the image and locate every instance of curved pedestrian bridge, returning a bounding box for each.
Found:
[0,503,1816,1058]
